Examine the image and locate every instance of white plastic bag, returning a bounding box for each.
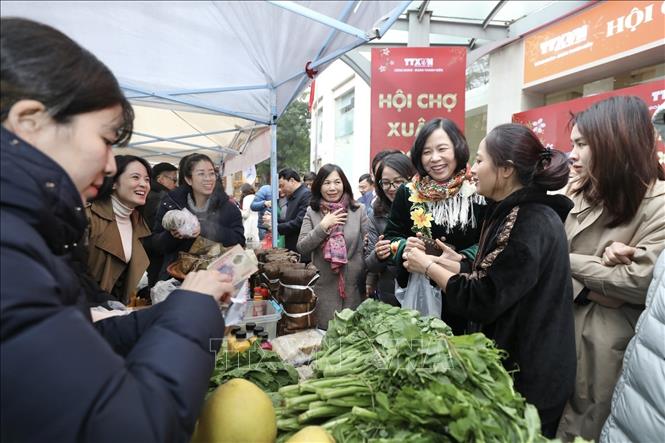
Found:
[136,271,149,292]
[150,278,181,304]
[399,272,442,318]
[162,208,200,238]
[223,280,250,326]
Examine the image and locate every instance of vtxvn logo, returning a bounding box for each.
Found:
[403,57,434,67]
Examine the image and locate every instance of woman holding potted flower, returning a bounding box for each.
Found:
[383,118,485,333]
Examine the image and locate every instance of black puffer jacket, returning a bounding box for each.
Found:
[148,184,245,280]
[1,127,224,443]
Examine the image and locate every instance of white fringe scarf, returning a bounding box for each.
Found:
[426,192,485,232]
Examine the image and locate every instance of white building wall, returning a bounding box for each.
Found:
[310,60,372,199]
[487,39,547,130]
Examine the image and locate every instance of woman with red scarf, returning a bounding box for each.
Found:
[297,164,369,329]
[383,118,486,334]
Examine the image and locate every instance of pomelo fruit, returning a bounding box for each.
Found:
[286,426,335,443]
[191,378,276,443]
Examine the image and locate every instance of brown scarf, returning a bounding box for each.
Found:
[411,166,472,202]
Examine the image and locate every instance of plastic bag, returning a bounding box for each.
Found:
[162,208,200,238]
[136,271,149,292]
[150,278,181,304]
[261,232,286,249]
[271,329,325,367]
[261,232,273,249]
[223,280,250,326]
[399,272,442,318]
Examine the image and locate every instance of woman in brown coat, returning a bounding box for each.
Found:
[297,164,369,329]
[87,155,152,304]
[557,96,665,441]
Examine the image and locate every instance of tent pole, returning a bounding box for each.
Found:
[270,89,279,248]
[266,1,369,40]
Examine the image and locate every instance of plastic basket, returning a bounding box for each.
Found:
[237,300,282,339]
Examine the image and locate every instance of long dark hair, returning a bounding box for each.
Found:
[182,153,228,206]
[1,18,133,145]
[484,124,569,192]
[177,153,197,187]
[97,155,152,202]
[371,149,402,176]
[373,153,417,217]
[570,96,664,227]
[310,164,358,212]
[183,153,215,180]
[410,118,469,178]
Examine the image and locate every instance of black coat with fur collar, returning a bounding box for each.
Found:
[444,187,576,432]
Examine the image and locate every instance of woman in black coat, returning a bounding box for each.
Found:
[149,153,245,280]
[404,124,576,437]
[1,19,233,443]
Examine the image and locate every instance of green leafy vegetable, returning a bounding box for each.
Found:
[275,299,552,442]
[209,340,298,395]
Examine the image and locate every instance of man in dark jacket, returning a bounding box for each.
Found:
[1,127,228,443]
[143,162,178,287]
[144,162,178,229]
[262,168,311,254]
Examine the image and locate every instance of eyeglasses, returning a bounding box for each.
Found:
[162,175,178,183]
[379,178,407,190]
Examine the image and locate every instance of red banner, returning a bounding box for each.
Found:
[512,79,665,159]
[370,47,466,162]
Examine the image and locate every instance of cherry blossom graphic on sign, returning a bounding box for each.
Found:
[531,118,546,134]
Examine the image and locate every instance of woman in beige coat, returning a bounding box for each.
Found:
[298,164,368,329]
[87,155,152,304]
[557,96,665,441]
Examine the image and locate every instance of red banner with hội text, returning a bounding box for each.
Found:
[512,79,665,164]
[370,47,466,163]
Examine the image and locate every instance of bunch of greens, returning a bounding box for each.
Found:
[209,340,298,394]
[275,300,548,442]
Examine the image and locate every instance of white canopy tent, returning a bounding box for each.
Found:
[125,105,270,172]
[2,0,410,244]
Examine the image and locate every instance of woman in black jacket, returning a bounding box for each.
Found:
[149,153,245,280]
[364,152,416,306]
[404,124,576,437]
[1,18,233,443]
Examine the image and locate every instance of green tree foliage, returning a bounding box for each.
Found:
[257,99,311,183]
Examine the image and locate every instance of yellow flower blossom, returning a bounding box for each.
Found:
[407,183,426,203]
[410,207,433,229]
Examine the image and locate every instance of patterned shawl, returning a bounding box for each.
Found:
[320,195,349,298]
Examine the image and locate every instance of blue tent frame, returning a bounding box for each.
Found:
[114,0,411,246]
